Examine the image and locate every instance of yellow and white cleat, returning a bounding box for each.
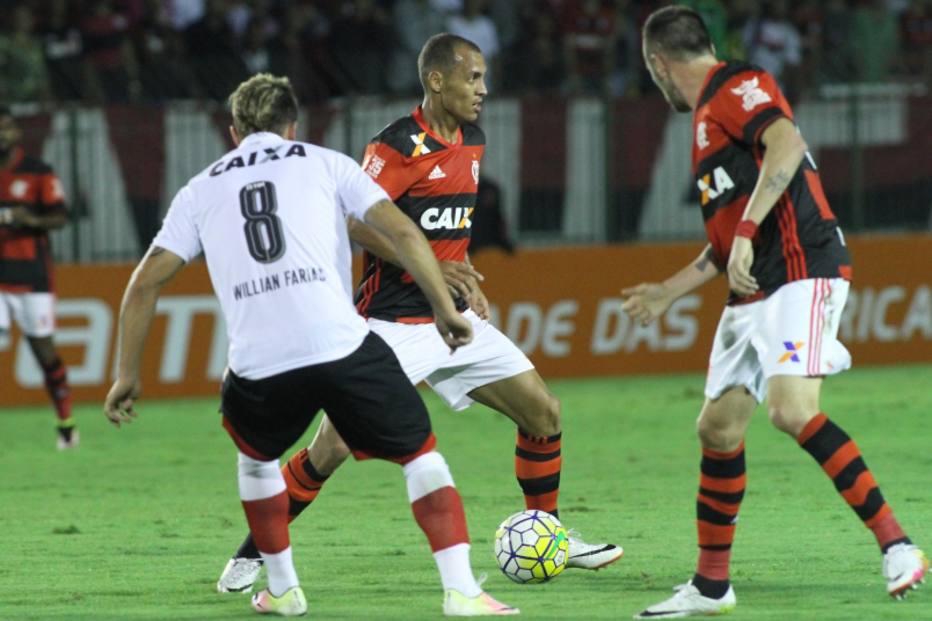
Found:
[251,586,307,616]
[443,589,520,616]
[884,543,929,600]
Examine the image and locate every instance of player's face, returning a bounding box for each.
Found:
[643,45,691,113]
[441,47,488,124]
[0,115,21,157]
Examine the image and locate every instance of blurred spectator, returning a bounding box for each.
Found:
[723,0,754,60]
[448,0,501,89]
[607,0,640,97]
[227,0,279,41]
[0,3,50,104]
[40,0,85,101]
[820,0,855,83]
[390,0,447,94]
[489,0,521,53]
[134,0,194,101]
[742,0,802,99]
[851,0,901,82]
[240,16,288,76]
[470,176,515,255]
[328,0,392,95]
[793,0,825,98]
[166,0,205,31]
[562,0,615,96]
[278,3,339,103]
[506,8,564,95]
[184,0,247,100]
[80,0,140,103]
[900,0,932,85]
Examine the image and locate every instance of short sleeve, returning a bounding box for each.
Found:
[333,152,391,221]
[151,186,202,262]
[712,70,789,147]
[360,141,419,201]
[38,171,67,212]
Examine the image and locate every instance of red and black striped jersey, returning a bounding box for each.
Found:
[355,106,484,322]
[0,147,67,293]
[693,62,851,305]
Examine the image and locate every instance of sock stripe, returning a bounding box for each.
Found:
[865,503,893,529]
[697,500,737,526]
[840,469,879,507]
[517,472,561,496]
[697,522,737,547]
[853,488,887,523]
[697,493,742,516]
[700,452,745,479]
[524,490,559,515]
[699,487,745,504]
[821,440,859,479]
[832,456,868,493]
[300,454,330,483]
[699,474,747,494]
[702,444,745,460]
[518,430,562,443]
[515,446,561,462]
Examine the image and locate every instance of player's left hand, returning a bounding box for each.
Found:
[0,206,34,227]
[727,237,759,297]
[468,287,491,320]
[104,377,141,428]
[440,261,484,300]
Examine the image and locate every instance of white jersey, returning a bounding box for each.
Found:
[153,132,389,379]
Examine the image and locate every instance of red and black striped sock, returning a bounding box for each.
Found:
[798,413,910,552]
[41,357,72,424]
[235,448,330,560]
[693,443,745,598]
[515,430,561,518]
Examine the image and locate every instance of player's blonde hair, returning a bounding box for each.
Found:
[228,73,298,138]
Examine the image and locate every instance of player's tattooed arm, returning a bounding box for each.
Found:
[763,170,792,195]
[694,245,723,274]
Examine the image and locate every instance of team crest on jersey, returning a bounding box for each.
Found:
[697,166,735,206]
[471,159,480,184]
[364,154,386,179]
[696,122,710,149]
[9,179,28,198]
[730,77,772,112]
[410,132,431,156]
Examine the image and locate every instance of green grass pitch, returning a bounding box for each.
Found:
[1,365,931,620]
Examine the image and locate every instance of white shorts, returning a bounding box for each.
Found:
[705,278,851,403]
[0,292,56,337]
[367,309,535,411]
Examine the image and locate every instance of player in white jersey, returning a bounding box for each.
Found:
[103,74,517,618]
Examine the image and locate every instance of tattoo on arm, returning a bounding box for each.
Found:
[149,246,166,257]
[764,170,791,194]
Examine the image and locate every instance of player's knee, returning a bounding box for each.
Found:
[766,403,813,437]
[696,415,742,451]
[402,451,455,501]
[536,393,561,436]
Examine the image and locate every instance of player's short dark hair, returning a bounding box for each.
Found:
[228,73,298,137]
[643,5,713,60]
[418,33,482,89]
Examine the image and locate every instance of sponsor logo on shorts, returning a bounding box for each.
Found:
[778,341,805,363]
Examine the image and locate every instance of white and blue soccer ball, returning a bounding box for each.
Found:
[494,509,568,584]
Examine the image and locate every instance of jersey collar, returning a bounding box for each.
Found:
[238,131,286,149]
[696,61,727,111]
[412,106,462,148]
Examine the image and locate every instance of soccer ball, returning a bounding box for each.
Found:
[494,510,568,584]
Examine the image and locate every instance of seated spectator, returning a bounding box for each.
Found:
[389,0,446,95]
[505,8,564,96]
[134,0,195,101]
[851,0,901,83]
[40,0,85,101]
[328,0,391,96]
[184,0,247,100]
[562,0,615,96]
[900,0,932,85]
[80,0,140,103]
[820,0,855,83]
[0,4,50,104]
[240,16,288,77]
[742,0,802,99]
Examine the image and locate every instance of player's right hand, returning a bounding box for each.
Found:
[620,283,672,325]
[440,261,484,300]
[435,312,473,353]
[104,377,141,428]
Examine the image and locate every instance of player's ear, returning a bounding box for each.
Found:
[428,70,444,94]
[283,122,297,141]
[229,125,241,147]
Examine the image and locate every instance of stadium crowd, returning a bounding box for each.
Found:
[0,0,930,107]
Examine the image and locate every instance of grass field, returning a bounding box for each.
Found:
[1,365,931,620]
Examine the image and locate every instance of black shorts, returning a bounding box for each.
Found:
[221,332,432,461]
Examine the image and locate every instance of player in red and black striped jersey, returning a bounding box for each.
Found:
[623,8,927,619]
[217,34,622,597]
[0,106,76,449]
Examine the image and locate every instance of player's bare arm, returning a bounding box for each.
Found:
[728,117,808,297]
[104,245,186,427]
[347,215,486,302]
[621,244,721,325]
[362,200,473,349]
[1,205,68,230]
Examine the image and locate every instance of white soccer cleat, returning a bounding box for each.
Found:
[883,543,929,599]
[251,586,308,616]
[443,589,520,616]
[56,426,79,450]
[565,529,623,570]
[217,557,263,593]
[634,580,736,619]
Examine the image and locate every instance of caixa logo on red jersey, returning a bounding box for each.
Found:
[420,207,474,230]
[697,166,735,206]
